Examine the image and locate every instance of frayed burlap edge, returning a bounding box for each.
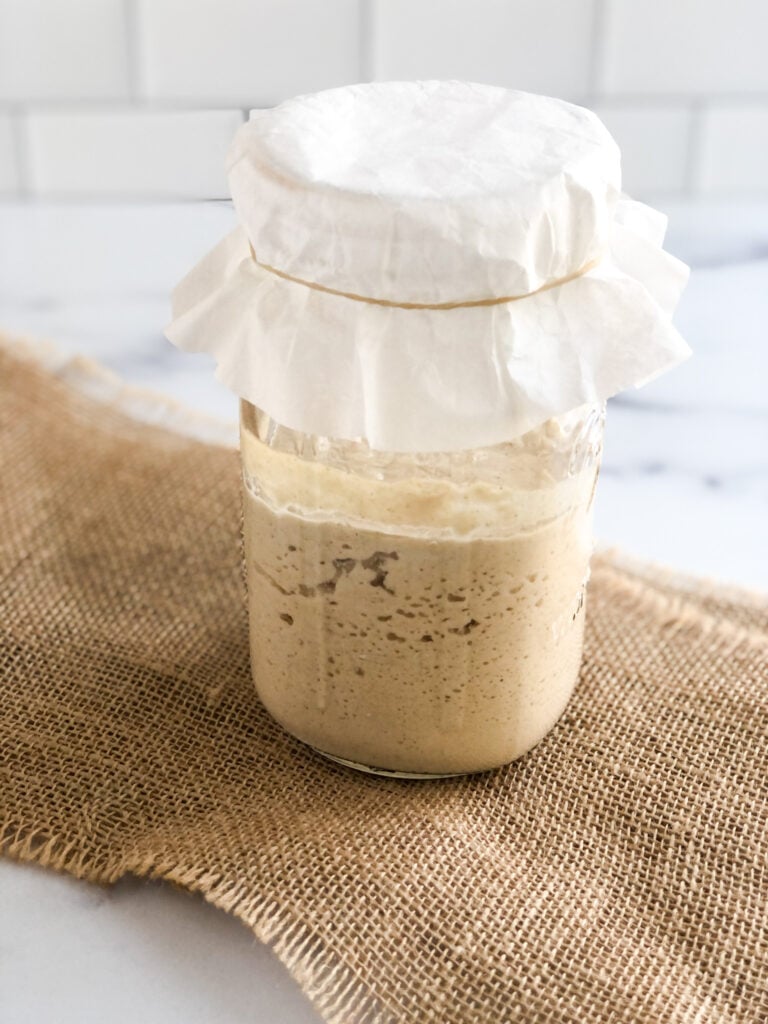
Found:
[5,331,238,447]
[2,333,394,1023]
[0,821,393,1024]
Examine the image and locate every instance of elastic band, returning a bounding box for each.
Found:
[248,246,601,310]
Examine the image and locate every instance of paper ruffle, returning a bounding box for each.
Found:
[167,196,690,452]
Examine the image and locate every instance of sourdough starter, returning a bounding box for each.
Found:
[241,419,598,776]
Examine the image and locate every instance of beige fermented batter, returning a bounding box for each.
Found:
[241,422,598,776]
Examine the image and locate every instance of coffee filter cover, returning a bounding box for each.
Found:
[166,81,691,452]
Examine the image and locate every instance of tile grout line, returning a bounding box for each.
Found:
[358,0,374,83]
[685,99,706,198]
[583,91,768,105]
[0,99,266,115]
[588,0,608,99]
[3,93,768,115]
[123,0,141,101]
[9,105,32,199]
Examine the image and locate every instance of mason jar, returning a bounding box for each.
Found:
[167,82,689,777]
[240,399,604,777]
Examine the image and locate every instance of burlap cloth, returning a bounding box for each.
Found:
[1,339,767,1024]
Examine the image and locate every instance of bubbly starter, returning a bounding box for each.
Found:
[241,419,598,776]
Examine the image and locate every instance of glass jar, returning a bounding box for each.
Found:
[167,83,688,778]
[240,399,604,778]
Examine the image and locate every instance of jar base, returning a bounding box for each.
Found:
[312,746,474,780]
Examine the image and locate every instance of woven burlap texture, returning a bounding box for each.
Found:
[1,342,767,1024]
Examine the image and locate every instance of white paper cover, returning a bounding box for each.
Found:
[166,81,691,452]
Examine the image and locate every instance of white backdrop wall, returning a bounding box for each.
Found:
[0,0,766,200]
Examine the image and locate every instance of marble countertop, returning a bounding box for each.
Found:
[1,199,767,1023]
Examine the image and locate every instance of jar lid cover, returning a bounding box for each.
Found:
[167,82,690,451]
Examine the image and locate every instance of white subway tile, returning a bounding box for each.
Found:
[371,0,595,98]
[26,109,245,198]
[0,114,19,192]
[600,0,768,95]
[0,202,237,301]
[698,105,768,193]
[138,0,360,105]
[590,103,691,195]
[0,0,129,101]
